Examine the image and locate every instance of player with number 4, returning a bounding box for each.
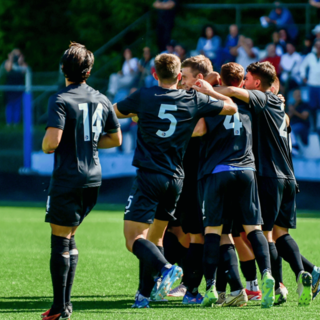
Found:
[41,42,122,320]
[113,53,237,308]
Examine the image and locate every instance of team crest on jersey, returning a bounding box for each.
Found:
[162,132,166,137]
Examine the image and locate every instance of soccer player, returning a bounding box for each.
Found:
[41,42,122,320]
[212,61,313,306]
[113,53,237,308]
[193,63,274,308]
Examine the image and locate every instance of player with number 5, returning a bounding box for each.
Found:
[41,42,122,320]
[113,53,237,308]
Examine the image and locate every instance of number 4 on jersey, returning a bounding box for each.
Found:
[79,103,103,142]
[223,112,243,136]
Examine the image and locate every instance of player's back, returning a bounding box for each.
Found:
[248,90,295,179]
[117,86,223,178]
[199,98,255,180]
[47,83,118,187]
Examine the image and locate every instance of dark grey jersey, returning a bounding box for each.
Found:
[198,98,255,180]
[117,86,224,178]
[46,83,120,188]
[248,90,295,179]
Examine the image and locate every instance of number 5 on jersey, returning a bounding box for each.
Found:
[156,104,177,138]
[79,103,103,142]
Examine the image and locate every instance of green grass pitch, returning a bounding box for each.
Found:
[1,203,320,319]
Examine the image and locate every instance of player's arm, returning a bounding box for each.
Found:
[42,128,63,154]
[214,86,250,104]
[98,129,122,149]
[192,79,237,115]
[192,118,207,137]
[113,103,136,119]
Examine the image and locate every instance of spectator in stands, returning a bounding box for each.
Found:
[300,39,320,129]
[309,0,320,21]
[272,31,286,55]
[301,35,314,56]
[161,39,178,55]
[174,44,188,62]
[216,24,239,68]
[263,2,298,41]
[279,42,302,91]
[196,25,221,66]
[231,35,259,71]
[312,24,320,41]
[261,43,281,76]
[288,89,310,145]
[107,48,139,101]
[153,0,178,52]
[3,49,28,126]
[138,47,153,87]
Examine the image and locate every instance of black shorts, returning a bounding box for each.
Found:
[124,169,183,224]
[202,170,263,229]
[257,177,296,231]
[45,185,99,227]
[169,176,203,234]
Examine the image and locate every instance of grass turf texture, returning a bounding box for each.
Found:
[1,205,320,319]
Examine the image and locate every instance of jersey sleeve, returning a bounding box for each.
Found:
[105,100,121,133]
[117,89,141,115]
[248,90,268,115]
[196,92,224,118]
[46,94,66,130]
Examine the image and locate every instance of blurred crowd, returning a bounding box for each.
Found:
[106,2,320,157]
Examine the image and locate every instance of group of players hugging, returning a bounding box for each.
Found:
[40,42,320,319]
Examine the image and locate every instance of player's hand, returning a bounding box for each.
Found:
[205,72,221,87]
[192,79,214,95]
[278,94,285,103]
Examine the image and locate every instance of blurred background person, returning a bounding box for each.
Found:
[196,25,221,68]
[174,43,188,62]
[232,35,259,71]
[301,35,314,56]
[300,39,320,130]
[312,24,320,42]
[279,42,302,92]
[272,31,286,55]
[107,48,139,102]
[3,49,28,126]
[161,39,178,55]
[153,0,178,52]
[137,47,153,87]
[261,43,281,76]
[288,89,310,147]
[262,2,298,41]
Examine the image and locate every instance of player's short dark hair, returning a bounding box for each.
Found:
[154,53,181,84]
[220,62,244,87]
[61,42,94,83]
[181,55,213,77]
[246,61,277,90]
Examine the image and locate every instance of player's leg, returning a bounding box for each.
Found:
[240,171,274,308]
[201,173,229,307]
[219,233,247,307]
[42,186,84,320]
[273,179,312,306]
[233,229,261,301]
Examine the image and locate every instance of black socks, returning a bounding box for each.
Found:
[203,234,220,290]
[133,238,169,276]
[240,259,257,282]
[163,231,188,266]
[247,230,271,277]
[65,235,78,304]
[183,243,204,295]
[276,234,303,279]
[220,244,243,292]
[268,242,281,290]
[301,255,314,274]
[50,235,70,314]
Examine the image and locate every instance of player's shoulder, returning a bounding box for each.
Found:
[265,91,282,107]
